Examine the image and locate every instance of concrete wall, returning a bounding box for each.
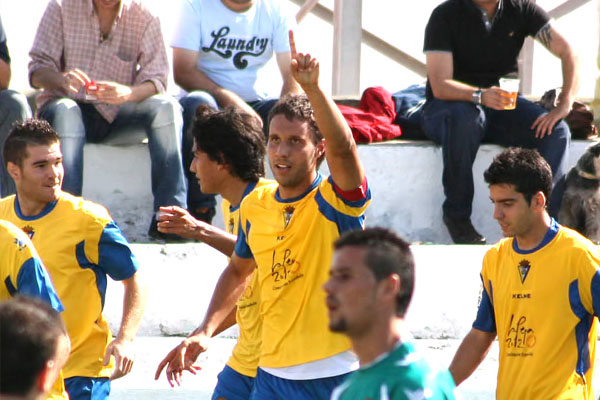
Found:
[82,139,597,244]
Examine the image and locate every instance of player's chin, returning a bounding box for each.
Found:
[328,317,348,333]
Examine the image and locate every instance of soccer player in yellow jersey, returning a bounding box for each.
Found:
[450,148,600,399]
[0,297,70,400]
[154,105,271,399]
[156,31,370,399]
[0,119,147,400]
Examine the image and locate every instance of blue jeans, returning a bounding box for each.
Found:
[422,96,570,219]
[180,91,277,210]
[39,95,187,211]
[0,89,32,197]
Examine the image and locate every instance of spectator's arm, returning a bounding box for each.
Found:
[0,59,10,90]
[449,328,495,386]
[276,51,302,97]
[133,15,168,96]
[531,24,579,137]
[289,31,364,191]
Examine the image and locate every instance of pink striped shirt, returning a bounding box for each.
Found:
[29,0,168,122]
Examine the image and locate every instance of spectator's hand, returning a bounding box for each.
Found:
[531,101,570,138]
[103,337,134,380]
[91,81,133,105]
[481,87,513,111]
[157,206,210,239]
[289,30,319,91]
[62,69,91,94]
[154,334,207,387]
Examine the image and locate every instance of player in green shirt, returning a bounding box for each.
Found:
[324,228,457,400]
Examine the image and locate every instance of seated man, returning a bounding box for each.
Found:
[28,0,187,240]
[0,15,32,197]
[0,297,71,400]
[423,0,576,244]
[171,0,301,223]
[326,228,456,399]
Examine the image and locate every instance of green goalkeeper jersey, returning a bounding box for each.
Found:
[331,341,457,400]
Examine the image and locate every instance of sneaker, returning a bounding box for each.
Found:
[148,216,188,243]
[190,207,216,224]
[443,215,486,244]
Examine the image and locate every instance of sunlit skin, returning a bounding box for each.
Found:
[7,143,64,217]
[267,114,324,200]
[93,0,121,12]
[489,183,551,250]
[323,246,380,337]
[221,0,254,12]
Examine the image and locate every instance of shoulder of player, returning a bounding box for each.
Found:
[59,193,113,225]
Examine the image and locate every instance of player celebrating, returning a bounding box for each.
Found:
[156,31,370,399]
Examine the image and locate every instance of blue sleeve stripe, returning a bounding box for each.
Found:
[235,219,253,259]
[76,241,108,309]
[326,176,371,208]
[569,279,593,376]
[472,278,496,333]
[315,190,365,235]
[98,222,139,281]
[591,272,600,318]
[16,258,64,312]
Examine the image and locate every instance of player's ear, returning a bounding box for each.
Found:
[531,191,546,211]
[6,161,21,181]
[380,273,401,301]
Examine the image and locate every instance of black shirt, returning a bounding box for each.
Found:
[423,0,549,100]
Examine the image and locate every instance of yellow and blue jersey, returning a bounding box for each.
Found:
[474,220,600,399]
[235,173,370,368]
[222,178,272,378]
[0,193,139,380]
[0,219,68,400]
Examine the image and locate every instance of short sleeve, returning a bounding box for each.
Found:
[472,275,497,333]
[97,221,139,281]
[234,218,253,259]
[171,0,201,51]
[423,6,453,53]
[16,258,64,312]
[523,1,551,37]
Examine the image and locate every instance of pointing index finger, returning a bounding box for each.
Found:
[289,30,297,57]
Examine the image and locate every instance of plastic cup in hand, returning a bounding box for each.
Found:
[499,77,519,110]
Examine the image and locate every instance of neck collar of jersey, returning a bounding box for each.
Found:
[14,196,59,221]
[275,173,322,203]
[513,217,559,254]
[229,180,259,213]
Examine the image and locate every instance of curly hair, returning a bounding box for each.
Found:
[191,105,265,181]
[334,227,415,318]
[3,119,59,167]
[484,147,553,204]
[267,94,322,143]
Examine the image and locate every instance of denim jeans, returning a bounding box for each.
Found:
[180,90,277,210]
[0,90,32,197]
[422,96,570,219]
[39,95,187,211]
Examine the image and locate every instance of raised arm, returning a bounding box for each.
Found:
[289,31,364,191]
[104,271,148,380]
[154,254,255,386]
[531,24,579,137]
[449,328,496,386]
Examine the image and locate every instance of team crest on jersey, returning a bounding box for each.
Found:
[517,259,531,283]
[283,206,295,228]
[21,225,35,240]
[13,238,26,251]
[228,217,235,234]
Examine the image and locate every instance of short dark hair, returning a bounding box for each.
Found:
[3,119,59,168]
[192,105,265,181]
[334,227,415,318]
[0,296,67,396]
[484,147,553,204]
[268,94,324,166]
